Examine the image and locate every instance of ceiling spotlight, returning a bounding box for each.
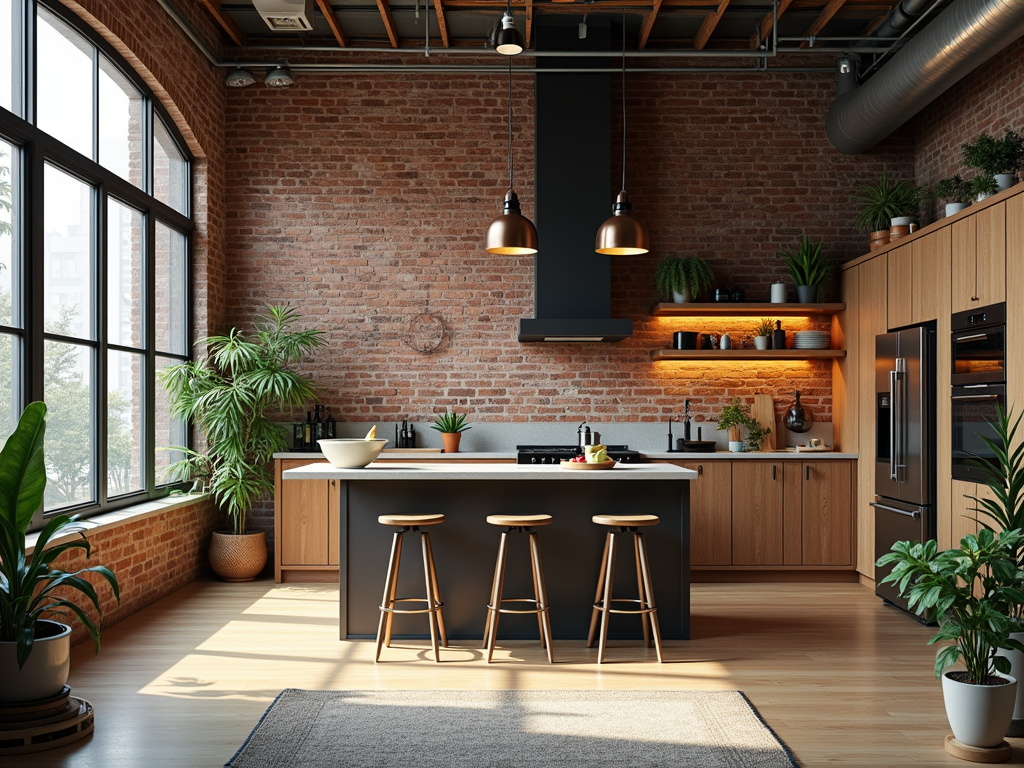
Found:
[225,68,256,88]
[495,10,524,55]
[264,66,294,88]
[579,14,588,40]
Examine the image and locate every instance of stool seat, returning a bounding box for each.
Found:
[378,514,445,527]
[486,514,553,527]
[592,514,659,527]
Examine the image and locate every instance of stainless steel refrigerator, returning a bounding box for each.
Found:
[871,325,936,616]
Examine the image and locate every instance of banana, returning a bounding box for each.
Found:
[364,426,377,440]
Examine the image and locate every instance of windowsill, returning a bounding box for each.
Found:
[26,493,212,555]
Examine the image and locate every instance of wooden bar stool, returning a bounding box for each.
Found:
[375,514,448,663]
[587,514,663,663]
[482,514,555,663]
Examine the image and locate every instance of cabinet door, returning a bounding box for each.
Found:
[801,461,853,566]
[280,460,330,566]
[887,244,914,330]
[327,478,341,566]
[681,461,732,565]
[976,202,1006,307]
[951,215,977,314]
[951,480,980,547]
[731,461,784,565]
[1009,194,1024,465]
[911,228,951,324]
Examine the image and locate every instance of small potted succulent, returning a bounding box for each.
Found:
[752,317,774,351]
[962,130,1024,192]
[716,397,770,452]
[431,411,471,453]
[777,235,830,303]
[654,256,716,303]
[933,175,973,217]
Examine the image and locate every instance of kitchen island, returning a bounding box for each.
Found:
[281,462,695,641]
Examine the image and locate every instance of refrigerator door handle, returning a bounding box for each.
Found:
[894,358,907,482]
[889,369,898,481]
[870,501,922,519]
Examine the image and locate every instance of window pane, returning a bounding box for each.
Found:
[107,198,142,347]
[36,6,93,159]
[155,222,186,354]
[44,340,94,510]
[0,138,17,327]
[108,349,143,497]
[155,355,186,484]
[154,118,187,214]
[99,55,143,187]
[0,332,19,439]
[44,164,94,340]
[1,0,23,116]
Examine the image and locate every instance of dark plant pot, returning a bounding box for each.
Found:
[795,285,817,304]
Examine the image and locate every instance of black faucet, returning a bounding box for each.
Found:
[668,415,677,452]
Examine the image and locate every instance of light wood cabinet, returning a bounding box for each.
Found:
[799,461,854,566]
[951,201,1005,314]
[679,461,732,566]
[275,458,338,582]
[887,244,913,330]
[731,461,784,565]
[1007,194,1024,435]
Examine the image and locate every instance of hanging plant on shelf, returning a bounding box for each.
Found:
[654,256,716,303]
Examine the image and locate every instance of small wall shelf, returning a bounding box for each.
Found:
[651,349,846,362]
[651,302,845,317]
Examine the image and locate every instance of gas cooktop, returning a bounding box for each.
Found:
[516,445,642,464]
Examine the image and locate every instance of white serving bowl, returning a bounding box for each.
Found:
[318,438,389,468]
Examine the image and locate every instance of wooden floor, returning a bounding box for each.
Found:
[15,578,1024,767]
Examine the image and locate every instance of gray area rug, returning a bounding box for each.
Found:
[227,689,798,768]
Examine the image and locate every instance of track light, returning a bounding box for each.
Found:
[225,68,256,88]
[495,11,524,55]
[264,66,294,88]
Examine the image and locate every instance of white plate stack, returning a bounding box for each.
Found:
[793,331,831,349]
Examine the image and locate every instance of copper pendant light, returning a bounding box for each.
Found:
[595,12,649,256]
[486,56,538,255]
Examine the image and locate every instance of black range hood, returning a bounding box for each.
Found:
[517,21,632,343]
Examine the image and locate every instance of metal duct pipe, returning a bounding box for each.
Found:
[825,0,1024,154]
[876,0,935,37]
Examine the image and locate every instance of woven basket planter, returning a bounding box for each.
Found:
[209,531,267,582]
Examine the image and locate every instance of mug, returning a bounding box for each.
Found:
[809,438,822,448]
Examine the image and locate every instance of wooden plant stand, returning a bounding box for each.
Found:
[944,734,1013,763]
[0,687,94,755]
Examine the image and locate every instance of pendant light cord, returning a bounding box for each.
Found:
[621,9,627,192]
[508,55,514,191]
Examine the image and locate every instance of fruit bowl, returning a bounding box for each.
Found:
[560,459,616,471]
[318,438,388,468]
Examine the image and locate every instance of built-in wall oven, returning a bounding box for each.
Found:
[951,303,1007,482]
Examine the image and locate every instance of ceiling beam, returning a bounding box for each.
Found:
[196,0,245,46]
[375,0,400,48]
[694,0,730,50]
[750,0,794,49]
[526,0,534,49]
[800,0,848,46]
[315,0,349,47]
[432,0,451,46]
[638,0,664,50]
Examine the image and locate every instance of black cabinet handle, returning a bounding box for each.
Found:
[772,465,777,481]
[806,466,810,481]
[697,465,703,477]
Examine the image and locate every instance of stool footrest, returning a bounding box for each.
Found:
[380,597,444,616]
[488,597,550,615]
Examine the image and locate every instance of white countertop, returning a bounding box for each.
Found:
[275,450,856,461]
[282,462,697,481]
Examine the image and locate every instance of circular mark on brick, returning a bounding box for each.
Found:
[403,313,445,353]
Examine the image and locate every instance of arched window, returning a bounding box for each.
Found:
[1,0,193,525]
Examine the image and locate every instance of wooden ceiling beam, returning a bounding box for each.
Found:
[750,0,794,49]
[526,0,534,49]
[638,0,664,50]
[375,0,400,48]
[196,0,246,46]
[432,0,451,46]
[800,0,848,46]
[694,0,730,50]
[315,0,350,47]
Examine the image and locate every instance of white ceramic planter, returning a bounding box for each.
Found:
[0,620,72,703]
[671,288,692,304]
[728,441,746,453]
[996,632,1024,736]
[941,671,1016,748]
[995,173,1017,191]
[770,282,787,303]
[945,202,969,217]
[890,216,915,227]
[754,336,769,350]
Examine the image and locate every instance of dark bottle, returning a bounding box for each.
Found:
[785,390,813,433]
[407,421,415,448]
[772,320,786,351]
[325,409,336,439]
[314,404,324,442]
[293,422,305,450]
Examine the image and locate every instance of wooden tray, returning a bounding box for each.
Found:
[559,460,616,471]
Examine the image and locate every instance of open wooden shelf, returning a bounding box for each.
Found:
[651,349,846,362]
[651,302,845,316]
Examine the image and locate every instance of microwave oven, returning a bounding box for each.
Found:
[951,303,1005,386]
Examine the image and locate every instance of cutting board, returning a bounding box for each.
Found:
[750,395,777,452]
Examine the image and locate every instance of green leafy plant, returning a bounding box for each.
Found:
[0,402,120,669]
[970,174,999,200]
[876,528,1024,683]
[716,397,770,450]
[854,171,923,231]
[160,306,326,535]
[778,235,830,288]
[430,412,471,434]
[962,130,1024,176]
[752,317,775,338]
[654,256,716,301]
[933,175,973,205]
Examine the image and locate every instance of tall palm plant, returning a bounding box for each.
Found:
[160,306,326,535]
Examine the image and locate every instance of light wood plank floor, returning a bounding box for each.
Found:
[15,578,1024,767]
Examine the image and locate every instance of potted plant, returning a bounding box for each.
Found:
[970,174,999,203]
[933,175,973,217]
[876,528,1024,749]
[969,407,1024,735]
[889,179,925,238]
[431,411,471,453]
[854,171,911,250]
[752,317,774,351]
[963,130,1024,192]
[654,256,716,303]
[0,402,120,703]
[160,305,325,582]
[777,235,829,303]
[716,397,769,452]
